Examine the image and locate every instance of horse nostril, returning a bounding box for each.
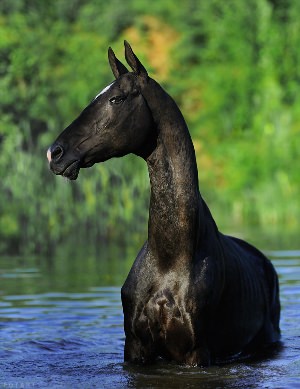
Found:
[50,144,64,162]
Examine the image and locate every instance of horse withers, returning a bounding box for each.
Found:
[47,42,280,366]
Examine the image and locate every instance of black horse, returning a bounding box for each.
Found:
[47,41,280,366]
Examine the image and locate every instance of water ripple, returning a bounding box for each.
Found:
[0,255,299,388]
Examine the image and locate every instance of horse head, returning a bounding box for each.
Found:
[47,41,154,180]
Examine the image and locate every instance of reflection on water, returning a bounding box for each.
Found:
[0,239,299,388]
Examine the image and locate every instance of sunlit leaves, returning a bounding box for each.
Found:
[0,0,299,254]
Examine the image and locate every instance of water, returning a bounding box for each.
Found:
[0,238,299,388]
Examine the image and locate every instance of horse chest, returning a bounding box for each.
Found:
[123,269,198,361]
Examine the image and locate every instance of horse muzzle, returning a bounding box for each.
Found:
[47,143,81,180]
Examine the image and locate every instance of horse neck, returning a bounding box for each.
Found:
[143,80,205,268]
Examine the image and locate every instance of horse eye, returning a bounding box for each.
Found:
[109,96,126,104]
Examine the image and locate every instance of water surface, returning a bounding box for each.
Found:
[0,237,299,388]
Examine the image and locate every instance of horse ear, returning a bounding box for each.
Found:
[124,40,148,80]
[108,47,129,79]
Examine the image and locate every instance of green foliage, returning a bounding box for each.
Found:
[0,0,299,254]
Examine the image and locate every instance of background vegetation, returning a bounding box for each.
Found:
[0,0,299,255]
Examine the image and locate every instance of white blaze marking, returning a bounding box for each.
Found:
[94,82,115,100]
